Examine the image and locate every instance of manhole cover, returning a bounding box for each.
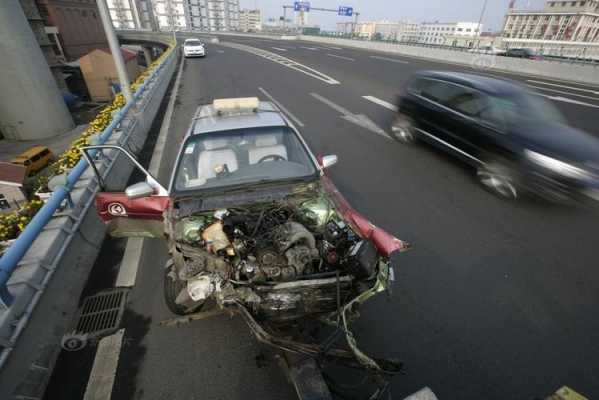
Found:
[74,288,128,338]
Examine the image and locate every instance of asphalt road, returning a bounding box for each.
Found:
[61,38,599,400]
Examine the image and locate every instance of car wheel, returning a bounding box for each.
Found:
[391,114,416,144]
[477,161,519,200]
[164,261,203,315]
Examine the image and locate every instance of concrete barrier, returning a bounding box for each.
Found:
[300,36,599,86]
[0,38,178,399]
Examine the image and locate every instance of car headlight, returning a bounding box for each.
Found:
[525,150,590,179]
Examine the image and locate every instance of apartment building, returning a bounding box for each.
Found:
[336,20,419,41]
[418,21,483,44]
[106,0,155,30]
[239,9,261,32]
[502,0,599,42]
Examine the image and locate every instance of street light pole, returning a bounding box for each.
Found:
[96,0,133,103]
[476,0,489,49]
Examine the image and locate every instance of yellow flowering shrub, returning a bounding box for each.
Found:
[0,45,174,242]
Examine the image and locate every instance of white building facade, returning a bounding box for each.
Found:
[502,0,599,42]
[239,9,261,32]
[418,21,483,44]
[144,0,239,31]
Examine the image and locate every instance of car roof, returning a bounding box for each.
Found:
[191,101,287,135]
[413,70,527,97]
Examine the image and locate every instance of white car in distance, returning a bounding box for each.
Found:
[183,39,206,58]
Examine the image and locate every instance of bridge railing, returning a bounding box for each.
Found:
[0,37,177,370]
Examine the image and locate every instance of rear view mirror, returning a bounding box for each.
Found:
[320,155,338,169]
[125,182,155,199]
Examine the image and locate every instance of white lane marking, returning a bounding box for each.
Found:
[219,41,340,85]
[527,84,599,102]
[258,87,305,127]
[527,79,599,95]
[415,128,483,164]
[537,93,599,109]
[310,93,392,140]
[362,95,398,112]
[370,55,409,64]
[310,92,353,115]
[300,46,319,50]
[283,46,297,49]
[83,329,125,400]
[327,46,343,50]
[326,53,355,61]
[271,47,287,52]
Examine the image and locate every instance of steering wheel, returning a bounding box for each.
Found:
[258,154,286,163]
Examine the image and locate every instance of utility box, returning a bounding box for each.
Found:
[79,48,139,102]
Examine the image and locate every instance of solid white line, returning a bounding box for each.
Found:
[300,46,318,50]
[310,92,353,115]
[527,84,599,102]
[220,41,340,85]
[362,95,398,111]
[370,55,409,64]
[83,329,125,400]
[527,79,599,95]
[259,87,305,127]
[326,53,355,61]
[327,46,343,50]
[537,93,599,109]
[271,47,287,52]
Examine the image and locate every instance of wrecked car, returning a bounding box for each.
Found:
[82,97,409,396]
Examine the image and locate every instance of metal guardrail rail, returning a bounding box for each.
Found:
[0,39,176,370]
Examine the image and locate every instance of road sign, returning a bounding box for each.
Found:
[338,6,353,16]
[294,1,310,12]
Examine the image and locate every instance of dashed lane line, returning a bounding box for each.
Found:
[527,84,599,102]
[271,47,287,52]
[362,96,398,112]
[258,87,305,127]
[370,55,409,64]
[326,53,355,61]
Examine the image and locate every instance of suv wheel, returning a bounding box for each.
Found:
[391,114,416,143]
[477,162,519,200]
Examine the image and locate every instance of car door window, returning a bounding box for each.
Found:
[419,80,464,105]
[446,91,486,117]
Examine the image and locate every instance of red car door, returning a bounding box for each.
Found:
[81,145,170,238]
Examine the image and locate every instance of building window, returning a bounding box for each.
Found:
[549,2,555,6]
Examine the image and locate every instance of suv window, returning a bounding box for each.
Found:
[414,79,464,104]
[446,91,486,116]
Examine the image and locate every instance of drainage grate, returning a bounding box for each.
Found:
[74,288,128,338]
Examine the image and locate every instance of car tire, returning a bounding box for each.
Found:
[477,161,519,200]
[164,261,203,315]
[391,114,417,144]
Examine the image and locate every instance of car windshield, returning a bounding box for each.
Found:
[185,40,203,46]
[173,126,318,192]
[487,92,567,127]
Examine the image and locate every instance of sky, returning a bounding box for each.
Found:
[240,0,547,32]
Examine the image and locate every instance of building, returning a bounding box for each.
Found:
[0,163,27,213]
[79,48,139,102]
[503,0,599,42]
[501,0,599,58]
[239,9,261,32]
[148,0,239,31]
[35,0,109,61]
[418,21,483,45]
[374,20,420,42]
[106,0,156,30]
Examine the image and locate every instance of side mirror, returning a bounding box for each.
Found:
[319,155,338,169]
[125,182,155,199]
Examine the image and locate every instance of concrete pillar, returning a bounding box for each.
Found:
[143,46,153,67]
[0,1,73,141]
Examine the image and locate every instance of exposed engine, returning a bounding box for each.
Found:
[167,198,381,319]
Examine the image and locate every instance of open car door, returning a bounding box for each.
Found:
[81,145,170,238]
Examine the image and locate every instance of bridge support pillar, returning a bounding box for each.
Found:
[0,1,74,140]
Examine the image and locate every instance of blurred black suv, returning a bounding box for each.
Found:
[392,71,599,203]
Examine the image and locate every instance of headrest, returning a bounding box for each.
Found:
[254,135,278,147]
[203,138,228,150]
